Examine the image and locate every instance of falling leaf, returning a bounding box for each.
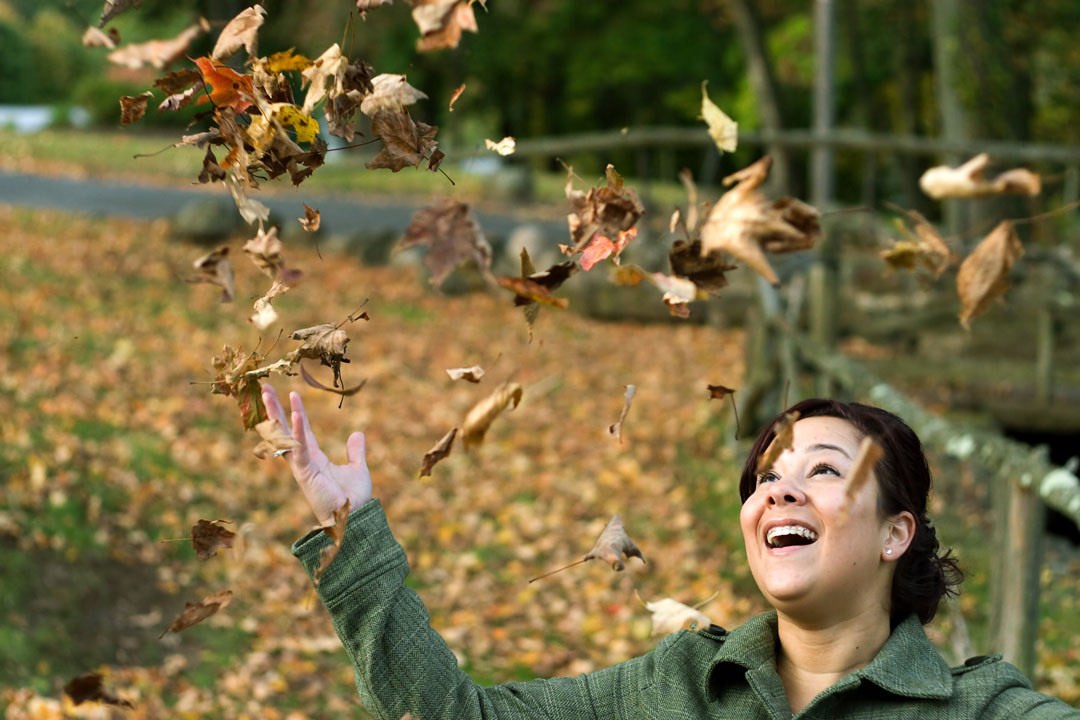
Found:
[611,264,647,287]
[106,18,209,69]
[608,384,636,443]
[420,427,456,477]
[252,417,300,459]
[448,83,466,111]
[83,26,120,49]
[400,197,492,287]
[484,136,516,156]
[242,226,284,278]
[957,220,1023,329]
[357,0,393,16]
[197,146,226,183]
[210,345,269,429]
[64,673,133,708]
[211,4,266,61]
[565,164,645,253]
[299,204,321,232]
[187,246,234,303]
[249,275,299,330]
[919,153,1042,199]
[650,272,699,318]
[299,44,375,140]
[669,238,734,295]
[700,156,820,286]
[585,514,646,571]
[755,411,800,476]
[300,364,366,405]
[315,500,351,583]
[159,590,232,638]
[446,365,485,382]
[580,227,636,271]
[367,108,440,172]
[843,436,884,504]
[226,173,271,225]
[191,519,237,559]
[358,73,426,116]
[119,91,153,125]
[412,0,478,52]
[264,48,312,73]
[495,276,569,309]
[881,209,952,278]
[707,384,740,438]
[293,324,349,371]
[99,0,141,27]
[461,382,522,450]
[635,589,716,636]
[678,168,701,233]
[700,80,737,153]
[194,56,255,114]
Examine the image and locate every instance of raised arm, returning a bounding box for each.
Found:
[261,384,663,720]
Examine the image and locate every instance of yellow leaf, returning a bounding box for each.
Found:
[701,81,737,153]
[277,105,320,143]
[265,48,313,74]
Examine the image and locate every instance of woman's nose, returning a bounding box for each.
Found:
[766,478,806,506]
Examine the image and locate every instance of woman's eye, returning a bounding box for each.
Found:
[757,471,779,485]
[810,463,840,477]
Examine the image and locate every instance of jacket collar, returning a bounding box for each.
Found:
[705,611,953,702]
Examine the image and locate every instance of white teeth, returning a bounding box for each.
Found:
[766,525,819,546]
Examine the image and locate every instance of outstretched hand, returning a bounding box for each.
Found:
[261,383,372,525]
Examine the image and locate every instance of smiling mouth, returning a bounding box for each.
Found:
[765,525,818,549]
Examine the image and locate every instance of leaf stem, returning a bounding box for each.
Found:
[527,557,588,583]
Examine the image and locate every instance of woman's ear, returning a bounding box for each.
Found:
[883,510,916,561]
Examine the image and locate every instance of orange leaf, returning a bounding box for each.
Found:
[194,56,254,114]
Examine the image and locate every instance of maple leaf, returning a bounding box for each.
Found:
[484,136,516,156]
[586,514,646,570]
[919,153,1042,199]
[211,4,266,61]
[191,519,237,559]
[755,410,800,476]
[210,345,269,429]
[315,499,351,583]
[411,0,478,51]
[99,0,141,28]
[300,203,321,232]
[187,246,234,303]
[608,384,636,443]
[580,227,637,271]
[292,324,351,389]
[198,146,226,183]
[699,156,821,286]
[194,57,255,114]
[359,73,428,116]
[566,164,645,253]
[449,82,466,111]
[420,427,457,477]
[264,49,312,74]
[106,18,209,69]
[669,238,735,295]
[635,589,717,636]
[461,382,522,450]
[119,91,153,125]
[300,45,375,140]
[159,590,232,638]
[64,673,133,708]
[957,220,1023,329]
[446,365,485,382]
[82,26,120,49]
[701,80,737,153]
[400,197,491,287]
[366,108,440,172]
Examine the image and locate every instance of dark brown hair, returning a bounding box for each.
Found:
[739,398,963,625]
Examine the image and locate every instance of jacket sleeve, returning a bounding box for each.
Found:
[292,498,664,720]
[980,662,1080,719]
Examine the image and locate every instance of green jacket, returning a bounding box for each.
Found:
[292,499,1079,719]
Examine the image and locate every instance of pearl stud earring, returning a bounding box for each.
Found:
[885,548,893,555]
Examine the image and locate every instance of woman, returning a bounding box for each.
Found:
[261,384,1078,718]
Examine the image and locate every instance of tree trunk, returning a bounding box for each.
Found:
[930,0,970,236]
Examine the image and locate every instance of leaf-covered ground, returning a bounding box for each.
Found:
[1,207,1076,718]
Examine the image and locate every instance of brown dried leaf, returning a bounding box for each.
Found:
[843,436,885,504]
[420,427,456,477]
[119,91,153,125]
[707,384,736,400]
[359,73,427,116]
[300,203,321,232]
[209,345,269,429]
[159,590,232,638]
[197,146,226,183]
[495,276,569,309]
[565,163,645,253]
[756,410,800,476]
[83,26,120,49]
[242,225,284,277]
[412,0,478,52]
[292,324,350,388]
[211,4,266,61]
[400,197,491,287]
[187,246,234,303]
[446,365,485,382]
[607,384,636,442]
[315,500,351,583]
[635,589,715,636]
[669,238,734,295]
[99,0,141,27]
[107,18,209,69]
[300,364,366,402]
[957,221,1023,329]
[226,172,271,226]
[366,108,439,172]
[461,382,522,450]
[484,136,515,156]
[191,519,237,559]
[64,673,133,708]
[584,514,646,571]
[920,153,1042,199]
[252,417,300,459]
[448,82,466,111]
[650,272,699,317]
[357,0,394,14]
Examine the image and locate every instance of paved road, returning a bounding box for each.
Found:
[0,170,565,240]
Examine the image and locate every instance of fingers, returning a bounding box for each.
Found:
[290,391,318,446]
[346,432,367,468]
[261,383,291,432]
[289,392,312,467]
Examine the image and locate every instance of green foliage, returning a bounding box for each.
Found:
[0,19,33,103]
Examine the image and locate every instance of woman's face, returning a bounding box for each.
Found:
[739,416,904,622]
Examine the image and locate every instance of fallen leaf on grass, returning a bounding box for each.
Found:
[119,91,153,125]
[315,500,351,583]
[400,197,492,287]
[447,365,485,382]
[608,384,636,443]
[420,427,457,477]
[159,590,232,638]
[919,153,1041,199]
[701,80,737,153]
[187,246,234,303]
[191,520,237,559]
[64,673,133,708]
[107,18,209,69]
[449,83,466,111]
[756,411,800,476]
[461,382,522,450]
[252,417,300,459]
[484,136,516,156]
[83,26,120,49]
[635,589,717,636]
[300,204,321,232]
[211,4,266,61]
[957,220,1022,329]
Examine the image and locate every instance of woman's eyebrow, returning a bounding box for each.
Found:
[805,442,852,459]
